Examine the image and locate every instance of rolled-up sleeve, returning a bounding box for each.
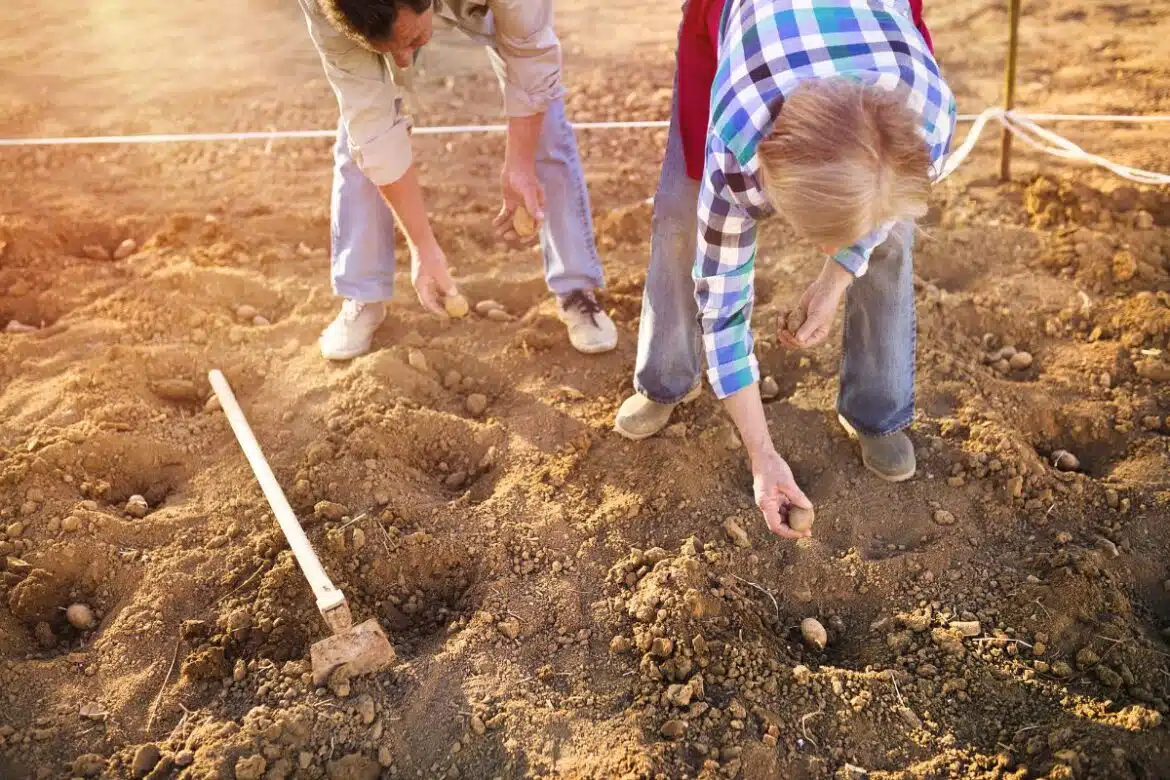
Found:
[487,0,565,116]
[298,0,412,186]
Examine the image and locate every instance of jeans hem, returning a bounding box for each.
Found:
[837,408,915,439]
[633,379,700,406]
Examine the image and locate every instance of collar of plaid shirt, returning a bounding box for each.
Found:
[710,0,954,179]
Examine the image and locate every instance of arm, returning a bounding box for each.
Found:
[487,0,563,230]
[694,142,813,536]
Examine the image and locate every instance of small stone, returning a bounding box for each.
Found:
[498,619,521,640]
[378,746,394,767]
[470,715,486,736]
[650,636,674,659]
[1052,450,1080,472]
[132,744,162,777]
[759,376,780,400]
[6,521,24,537]
[950,620,981,638]
[800,618,828,650]
[235,755,267,780]
[328,664,352,698]
[609,635,632,654]
[125,495,149,518]
[1009,351,1034,371]
[933,509,956,526]
[724,517,750,548]
[114,238,137,260]
[1097,665,1124,689]
[175,750,195,767]
[887,631,913,653]
[236,304,258,321]
[1076,647,1100,669]
[66,603,96,630]
[314,501,349,522]
[356,693,376,725]
[660,719,687,740]
[1112,250,1138,282]
[233,659,247,682]
[407,349,429,372]
[898,706,923,729]
[466,394,488,416]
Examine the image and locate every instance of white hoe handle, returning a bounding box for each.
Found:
[208,370,348,619]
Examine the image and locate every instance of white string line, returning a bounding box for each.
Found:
[2,111,1170,148]
[934,107,1170,185]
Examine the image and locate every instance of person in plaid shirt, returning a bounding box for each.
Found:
[615,0,955,538]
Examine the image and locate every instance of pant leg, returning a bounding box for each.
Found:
[330,119,398,302]
[631,83,704,404]
[838,221,917,436]
[485,49,604,296]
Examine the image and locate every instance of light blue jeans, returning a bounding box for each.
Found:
[330,98,604,303]
[632,83,917,437]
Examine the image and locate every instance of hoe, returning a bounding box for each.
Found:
[209,369,396,684]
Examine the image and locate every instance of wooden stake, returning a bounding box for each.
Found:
[999,0,1023,180]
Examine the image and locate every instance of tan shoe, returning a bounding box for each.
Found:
[838,414,916,482]
[556,290,617,354]
[614,385,702,441]
[319,300,387,361]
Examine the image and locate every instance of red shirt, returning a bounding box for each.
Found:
[677,0,935,180]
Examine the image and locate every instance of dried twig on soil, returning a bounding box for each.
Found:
[337,511,368,532]
[887,670,905,708]
[970,637,1033,648]
[145,637,182,734]
[800,708,824,749]
[730,574,780,624]
[216,562,268,605]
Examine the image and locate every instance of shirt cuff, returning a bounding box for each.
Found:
[502,80,565,118]
[705,354,760,400]
[349,119,413,187]
[833,245,869,277]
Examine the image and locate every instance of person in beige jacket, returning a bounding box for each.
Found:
[299,0,617,359]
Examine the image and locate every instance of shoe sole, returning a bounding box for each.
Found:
[837,414,916,483]
[570,339,618,355]
[613,386,703,441]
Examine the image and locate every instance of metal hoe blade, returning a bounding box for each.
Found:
[310,619,396,686]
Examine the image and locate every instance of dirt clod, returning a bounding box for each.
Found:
[125,495,149,518]
[723,517,750,548]
[235,754,267,780]
[466,393,488,416]
[132,744,161,778]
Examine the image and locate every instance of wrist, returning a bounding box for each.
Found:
[822,258,855,292]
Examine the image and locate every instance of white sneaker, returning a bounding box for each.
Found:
[319,300,386,361]
[556,290,617,354]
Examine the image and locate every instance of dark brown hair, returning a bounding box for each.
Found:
[318,0,433,46]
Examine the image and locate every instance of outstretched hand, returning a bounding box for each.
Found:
[750,447,814,539]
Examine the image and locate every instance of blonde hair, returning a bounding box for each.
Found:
[758,78,931,251]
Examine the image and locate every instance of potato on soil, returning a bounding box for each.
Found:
[800,617,828,649]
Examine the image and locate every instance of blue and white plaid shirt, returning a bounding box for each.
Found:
[694,0,956,399]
